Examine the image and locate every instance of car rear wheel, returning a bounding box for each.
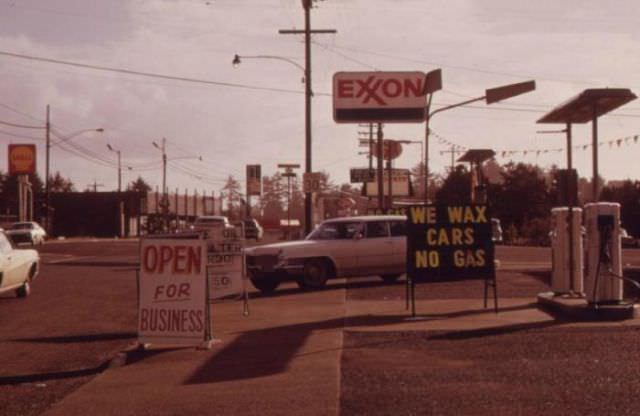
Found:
[380,273,402,284]
[250,274,280,293]
[297,259,329,290]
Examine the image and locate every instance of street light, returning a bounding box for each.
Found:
[45,110,104,232]
[233,51,317,235]
[106,144,121,192]
[423,80,536,203]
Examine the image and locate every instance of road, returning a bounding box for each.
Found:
[0,240,639,415]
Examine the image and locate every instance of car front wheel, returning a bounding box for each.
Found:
[250,274,280,293]
[297,259,329,290]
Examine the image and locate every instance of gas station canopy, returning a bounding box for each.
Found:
[457,149,496,164]
[537,88,637,124]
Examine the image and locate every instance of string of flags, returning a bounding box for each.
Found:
[429,128,640,159]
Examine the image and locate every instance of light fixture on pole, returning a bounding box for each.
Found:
[106,144,122,192]
[423,78,536,203]
[45,111,104,232]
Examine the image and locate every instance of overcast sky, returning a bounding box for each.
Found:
[1,0,639,194]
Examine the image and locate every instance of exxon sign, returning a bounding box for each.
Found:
[333,71,427,123]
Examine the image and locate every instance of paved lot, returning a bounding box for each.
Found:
[0,241,639,415]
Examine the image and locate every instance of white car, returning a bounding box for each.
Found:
[245,215,406,292]
[6,221,47,245]
[191,215,233,231]
[0,230,39,298]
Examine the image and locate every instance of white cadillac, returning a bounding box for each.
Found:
[245,215,406,292]
[0,229,40,297]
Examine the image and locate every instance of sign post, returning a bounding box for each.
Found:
[405,205,497,316]
[9,144,37,222]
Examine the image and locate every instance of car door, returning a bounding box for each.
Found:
[355,220,394,275]
[319,221,363,275]
[0,233,20,289]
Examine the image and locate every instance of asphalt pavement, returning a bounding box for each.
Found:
[1,241,640,415]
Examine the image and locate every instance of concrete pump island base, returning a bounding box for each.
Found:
[539,202,639,321]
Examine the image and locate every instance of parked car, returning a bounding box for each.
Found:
[236,218,264,241]
[245,215,406,292]
[6,221,47,245]
[191,215,233,233]
[0,229,39,297]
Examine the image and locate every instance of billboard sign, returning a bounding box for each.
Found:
[365,169,411,197]
[406,205,495,281]
[333,71,427,123]
[138,238,208,345]
[8,144,36,175]
[350,168,375,183]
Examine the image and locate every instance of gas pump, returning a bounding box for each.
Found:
[550,207,583,294]
[584,203,622,305]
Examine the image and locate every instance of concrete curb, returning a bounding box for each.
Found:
[537,291,639,321]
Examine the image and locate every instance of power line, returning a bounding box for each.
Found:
[0,50,310,96]
[0,119,44,129]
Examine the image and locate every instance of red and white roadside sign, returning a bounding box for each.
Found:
[138,238,208,346]
[333,71,427,123]
[8,144,36,175]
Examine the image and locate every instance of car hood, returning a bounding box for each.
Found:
[245,239,318,255]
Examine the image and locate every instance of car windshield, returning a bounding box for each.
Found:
[306,221,362,240]
[11,223,33,230]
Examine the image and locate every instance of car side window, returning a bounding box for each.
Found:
[365,221,389,238]
[390,221,406,236]
[0,234,13,254]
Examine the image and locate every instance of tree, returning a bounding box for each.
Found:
[600,180,640,238]
[435,165,471,204]
[221,175,242,219]
[0,172,45,217]
[48,171,75,192]
[128,176,152,193]
[259,173,285,227]
[492,162,551,231]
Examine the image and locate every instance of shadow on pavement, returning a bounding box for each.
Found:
[426,319,565,341]
[8,331,137,344]
[0,362,109,385]
[183,302,548,385]
[249,278,399,299]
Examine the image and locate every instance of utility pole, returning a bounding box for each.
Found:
[45,104,51,232]
[153,138,168,231]
[279,0,336,236]
[88,180,104,192]
[376,123,384,211]
[440,145,462,171]
[107,144,122,192]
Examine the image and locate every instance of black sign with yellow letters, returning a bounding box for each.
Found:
[406,205,494,280]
